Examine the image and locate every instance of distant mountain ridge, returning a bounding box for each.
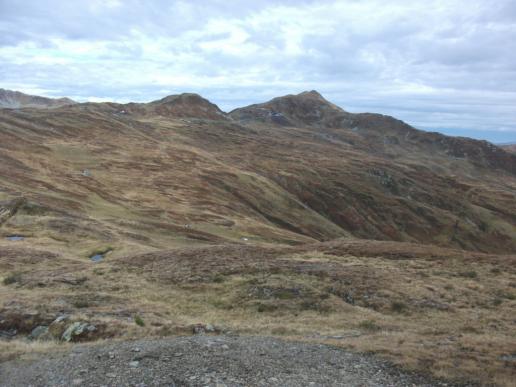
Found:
[500,143,516,154]
[0,88,76,109]
[1,87,513,174]
[230,91,516,175]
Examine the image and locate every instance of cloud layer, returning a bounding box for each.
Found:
[1,0,515,142]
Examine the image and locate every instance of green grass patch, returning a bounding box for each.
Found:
[391,301,408,313]
[3,272,22,286]
[458,270,478,279]
[73,299,91,308]
[134,315,145,327]
[358,319,381,332]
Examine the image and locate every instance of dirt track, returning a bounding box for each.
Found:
[0,335,458,387]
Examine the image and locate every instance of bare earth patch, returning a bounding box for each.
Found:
[0,336,455,387]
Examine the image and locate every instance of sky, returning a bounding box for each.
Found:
[0,0,515,143]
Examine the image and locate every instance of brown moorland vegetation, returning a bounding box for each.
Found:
[0,90,515,385]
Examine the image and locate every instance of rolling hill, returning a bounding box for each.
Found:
[1,89,513,253]
[0,89,515,386]
[0,88,76,109]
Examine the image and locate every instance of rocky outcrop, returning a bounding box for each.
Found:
[0,198,26,226]
[61,321,97,342]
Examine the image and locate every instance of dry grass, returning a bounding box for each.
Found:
[0,102,515,386]
[2,240,514,385]
[0,339,70,363]
[0,106,515,254]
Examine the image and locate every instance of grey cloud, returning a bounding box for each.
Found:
[0,0,515,142]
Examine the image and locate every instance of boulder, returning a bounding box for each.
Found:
[28,325,50,341]
[61,322,97,342]
[192,323,206,335]
[48,315,68,338]
[192,323,220,335]
[0,309,47,334]
[205,324,216,332]
[0,328,17,339]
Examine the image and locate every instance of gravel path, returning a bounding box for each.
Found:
[0,336,452,386]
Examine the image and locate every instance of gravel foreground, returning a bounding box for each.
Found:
[0,336,459,387]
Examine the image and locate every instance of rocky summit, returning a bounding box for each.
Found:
[0,89,515,386]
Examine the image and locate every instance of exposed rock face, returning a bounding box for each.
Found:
[61,321,97,342]
[0,88,76,109]
[28,325,49,341]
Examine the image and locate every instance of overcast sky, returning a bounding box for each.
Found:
[1,0,515,142]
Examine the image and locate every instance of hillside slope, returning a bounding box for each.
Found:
[0,91,514,254]
[1,90,516,386]
[500,143,516,154]
[0,88,76,109]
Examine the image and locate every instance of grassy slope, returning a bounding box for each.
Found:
[1,241,515,385]
[1,106,515,252]
[0,104,515,386]
[0,108,349,255]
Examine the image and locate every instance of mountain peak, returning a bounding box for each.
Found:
[298,90,324,98]
[229,90,350,128]
[146,92,227,120]
[155,93,205,104]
